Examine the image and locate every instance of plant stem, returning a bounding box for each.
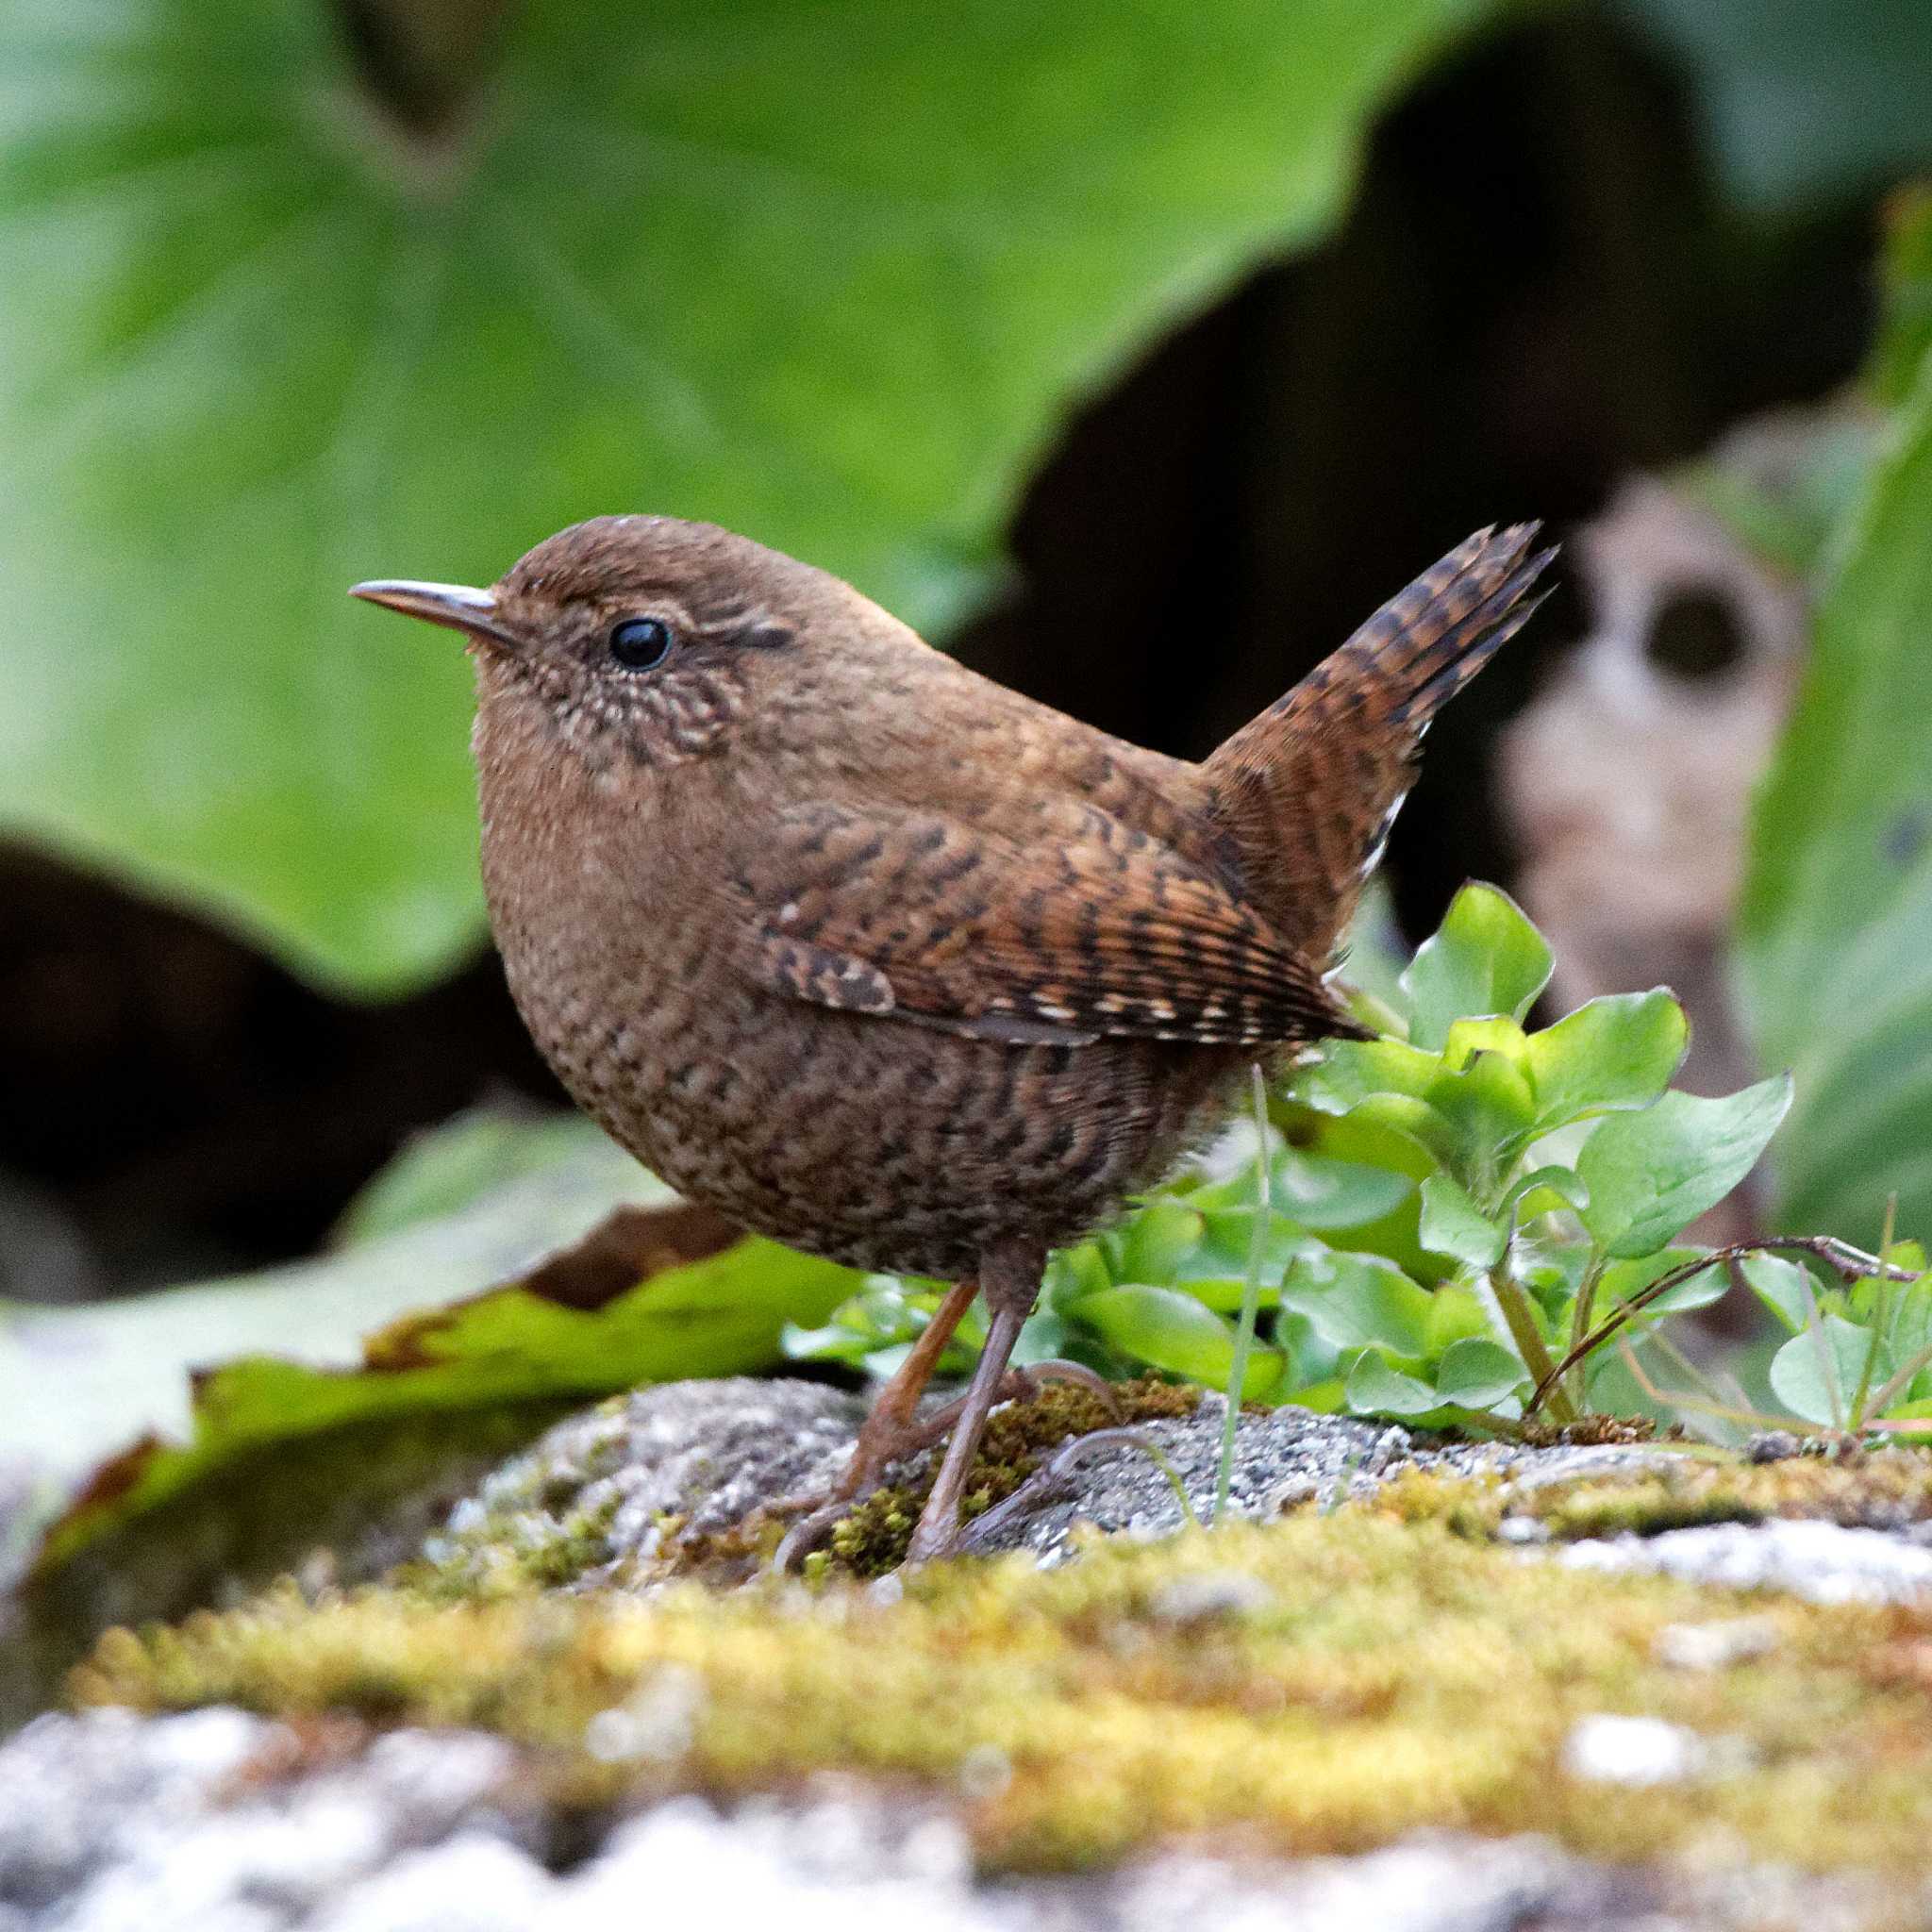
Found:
[1528,1234,1919,1415]
[1851,1196,1901,1424]
[1564,1251,1607,1412]
[1859,1333,1932,1421]
[1491,1264,1575,1425]
[1214,1064,1273,1524]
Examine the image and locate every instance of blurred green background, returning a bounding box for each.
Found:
[2,0,1931,1298]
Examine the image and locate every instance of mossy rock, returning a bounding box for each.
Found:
[74,1499,1932,1874]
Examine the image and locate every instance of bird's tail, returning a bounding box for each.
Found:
[1204,524,1555,964]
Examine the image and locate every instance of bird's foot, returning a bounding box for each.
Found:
[949,1426,1183,1556]
[769,1358,1117,1574]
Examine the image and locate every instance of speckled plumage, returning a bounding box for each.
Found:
[356,515,1551,1557]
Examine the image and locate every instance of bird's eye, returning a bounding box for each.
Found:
[608,616,674,672]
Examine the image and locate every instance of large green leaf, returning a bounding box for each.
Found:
[1738,341,1932,1239]
[1619,0,1932,212]
[2,1113,857,1567]
[0,0,1491,992]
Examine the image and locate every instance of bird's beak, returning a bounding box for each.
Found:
[349,579,518,651]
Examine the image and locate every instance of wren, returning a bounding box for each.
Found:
[352,518,1552,1560]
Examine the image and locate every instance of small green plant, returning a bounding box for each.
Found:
[789,883,1921,1440]
[1739,1241,1932,1432]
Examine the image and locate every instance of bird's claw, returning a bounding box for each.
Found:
[766,1358,1122,1574]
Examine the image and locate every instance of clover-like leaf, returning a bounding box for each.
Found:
[1502,1164,1590,1224]
[1041,1240,1116,1313]
[1576,1075,1793,1260]
[1423,1281,1493,1357]
[1112,1202,1208,1288]
[1172,1276,1285,1315]
[1441,1016,1531,1068]
[1400,883,1554,1050]
[1299,1040,1443,1112]
[1425,1049,1538,1176]
[1268,1152,1417,1232]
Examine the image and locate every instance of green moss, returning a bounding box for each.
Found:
[74,1502,1932,1874]
[1520,1448,1932,1541]
[1357,1466,1507,1538]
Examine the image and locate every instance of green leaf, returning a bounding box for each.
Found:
[0,0,1493,992]
[1873,185,1932,409]
[1503,1165,1590,1223]
[1417,1174,1506,1270]
[1042,1241,1117,1313]
[1278,1250,1435,1359]
[1174,1277,1283,1315]
[1441,1016,1531,1068]
[1739,338,1932,1241]
[1600,1248,1728,1316]
[1620,0,1932,214]
[785,1275,956,1367]
[330,1107,613,1245]
[1768,1312,1882,1427]
[1187,1212,1318,1285]
[1521,992,1690,1139]
[20,1160,858,1571]
[1070,1285,1280,1397]
[1575,1076,1793,1259]
[1434,1336,1529,1407]
[1113,1202,1208,1288]
[1342,1350,1443,1418]
[1741,1252,1818,1334]
[1400,883,1554,1050]
[1300,1039,1444,1112]
[1425,1050,1538,1174]
[3,1125,643,1493]
[1268,1151,1416,1232]
[1423,1283,1492,1357]
[1874,1274,1932,1407]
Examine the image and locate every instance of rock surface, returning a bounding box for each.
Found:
[423,1375,1666,1588]
[19,1378,1932,1929]
[0,1707,1909,1932]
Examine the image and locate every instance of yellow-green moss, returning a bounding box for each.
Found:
[73,1503,1932,1874]
[1519,1448,1932,1541]
[1356,1466,1507,1537]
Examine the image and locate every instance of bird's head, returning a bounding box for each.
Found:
[352,515,891,770]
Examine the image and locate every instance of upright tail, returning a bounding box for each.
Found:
[1204,524,1555,963]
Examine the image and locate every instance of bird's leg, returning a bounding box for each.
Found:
[828,1276,980,1501]
[904,1357,1116,1452]
[903,1242,1042,1566]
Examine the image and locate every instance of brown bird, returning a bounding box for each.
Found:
[352,519,1552,1561]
